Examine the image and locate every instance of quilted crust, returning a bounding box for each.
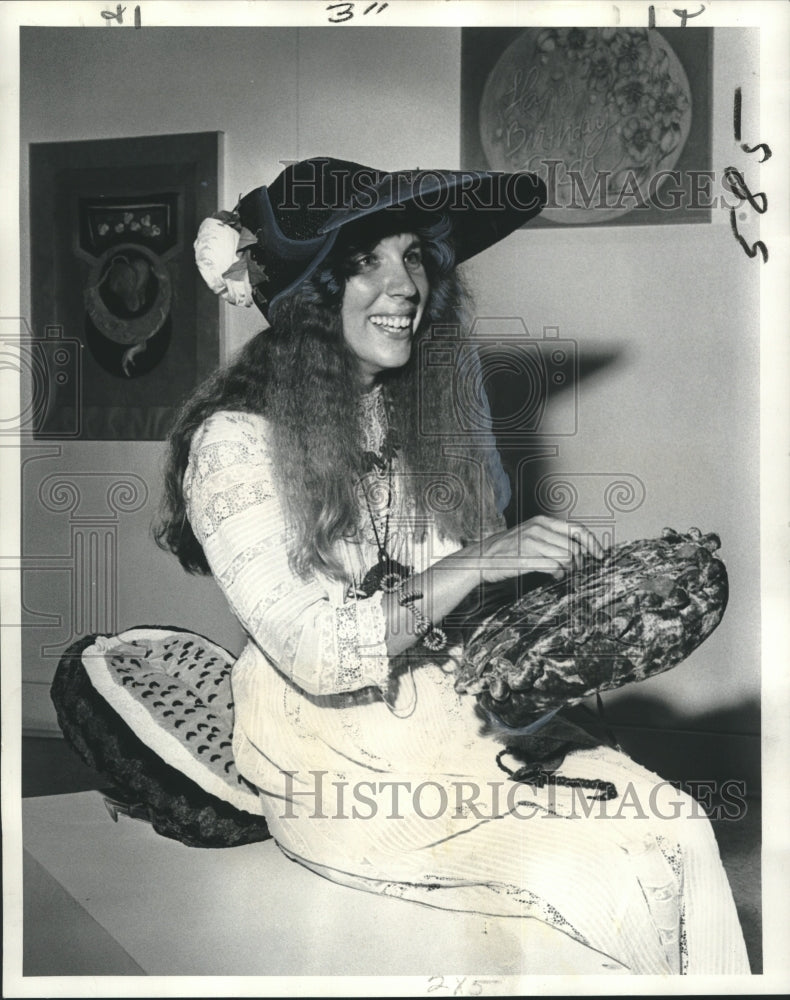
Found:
[455,528,728,728]
[51,630,271,848]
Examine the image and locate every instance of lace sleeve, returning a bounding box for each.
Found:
[183,411,390,696]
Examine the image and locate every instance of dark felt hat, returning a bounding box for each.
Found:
[222,157,546,316]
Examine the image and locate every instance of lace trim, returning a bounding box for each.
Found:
[221,535,287,588]
[335,591,389,691]
[198,481,276,537]
[655,834,688,974]
[624,832,683,974]
[191,438,261,479]
[185,412,271,489]
[186,409,395,698]
[485,881,589,943]
[246,579,299,622]
[358,385,387,454]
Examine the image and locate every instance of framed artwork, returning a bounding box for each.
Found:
[461,27,713,226]
[29,132,221,439]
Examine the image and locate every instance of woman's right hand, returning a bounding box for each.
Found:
[383,516,604,658]
[474,515,605,584]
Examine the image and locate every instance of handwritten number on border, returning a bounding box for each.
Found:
[101,4,125,22]
[672,5,706,27]
[427,977,501,997]
[726,88,770,263]
[649,4,706,27]
[326,1,388,22]
[101,4,141,26]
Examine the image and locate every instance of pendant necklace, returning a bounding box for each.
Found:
[351,388,448,721]
[356,402,413,596]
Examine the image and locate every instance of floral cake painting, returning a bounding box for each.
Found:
[462,27,713,226]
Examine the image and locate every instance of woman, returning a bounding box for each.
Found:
[157,157,749,974]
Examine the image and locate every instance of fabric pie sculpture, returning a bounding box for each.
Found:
[455,528,728,729]
[50,627,271,848]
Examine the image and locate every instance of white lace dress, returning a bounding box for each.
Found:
[183,389,749,975]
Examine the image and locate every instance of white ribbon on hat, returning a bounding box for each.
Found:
[194,217,254,308]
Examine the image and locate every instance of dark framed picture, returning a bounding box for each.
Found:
[462,27,713,226]
[29,132,221,439]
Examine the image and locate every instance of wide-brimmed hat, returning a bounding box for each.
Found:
[194,157,547,317]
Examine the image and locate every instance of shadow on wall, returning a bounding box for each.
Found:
[481,343,627,526]
[568,693,761,796]
[478,343,760,796]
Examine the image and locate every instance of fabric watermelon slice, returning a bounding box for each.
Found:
[50,627,271,848]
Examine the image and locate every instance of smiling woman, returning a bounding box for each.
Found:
[138,157,752,974]
[340,232,429,385]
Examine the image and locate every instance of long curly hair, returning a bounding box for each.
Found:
[154,210,501,582]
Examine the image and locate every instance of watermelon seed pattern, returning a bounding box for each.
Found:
[50,627,271,848]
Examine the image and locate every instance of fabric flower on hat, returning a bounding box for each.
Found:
[194,216,255,308]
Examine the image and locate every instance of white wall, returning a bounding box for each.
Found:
[20,26,759,738]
